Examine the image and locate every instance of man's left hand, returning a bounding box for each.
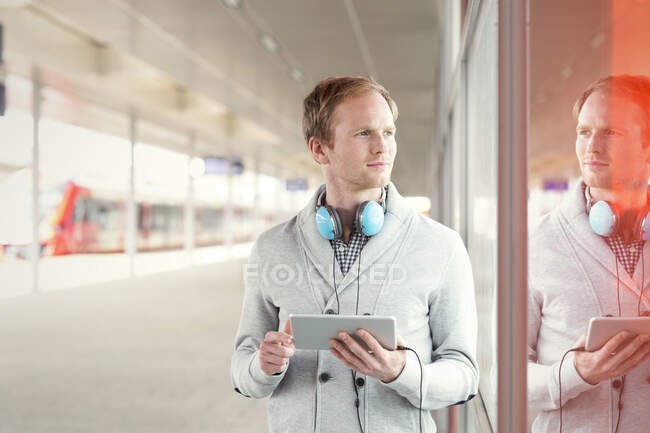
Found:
[330,328,407,383]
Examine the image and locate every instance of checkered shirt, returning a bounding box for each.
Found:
[604,235,644,278]
[330,228,369,275]
[582,183,645,277]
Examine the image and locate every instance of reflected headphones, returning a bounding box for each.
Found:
[585,185,650,241]
[315,187,387,240]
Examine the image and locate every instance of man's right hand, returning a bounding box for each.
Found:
[259,319,295,375]
[573,331,650,385]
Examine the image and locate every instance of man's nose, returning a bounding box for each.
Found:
[371,133,389,153]
[585,132,604,153]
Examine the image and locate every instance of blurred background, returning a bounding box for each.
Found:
[1,0,649,432]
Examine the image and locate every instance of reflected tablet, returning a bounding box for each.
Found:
[585,317,650,351]
[289,314,396,351]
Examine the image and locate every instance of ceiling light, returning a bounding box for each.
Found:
[290,68,304,82]
[260,33,279,53]
[221,0,242,9]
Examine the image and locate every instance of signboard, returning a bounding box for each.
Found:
[542,179,568,191]
[286,178,308,191]
[203,156,244,175]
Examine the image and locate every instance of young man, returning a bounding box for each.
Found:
[231,77,478,433]
[528,75,650,432]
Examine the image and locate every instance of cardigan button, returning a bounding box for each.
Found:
[355,377,365,387]
[325,309,336,315]
[612,379,622,389]
[319,373,331,383]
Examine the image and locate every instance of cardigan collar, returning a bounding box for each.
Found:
[557,179,649,296]
[296,182,413,297]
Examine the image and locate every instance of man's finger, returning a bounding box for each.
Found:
[600,330,632,355]
[609,334,649,367]
[262,341,295,358]
[265,330,294,345]
[357,328,385,355]
[283,319,292,336]
[612,340,650,376]
[338,332,376,365]
[262,353,287,367]
[330,340,368,373]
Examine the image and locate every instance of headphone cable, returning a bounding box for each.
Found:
[638,247,645,316]
[396,346,423,433]
[558,346,584,433]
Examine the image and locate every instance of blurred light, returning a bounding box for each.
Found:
[221,0,242,9]
[405,196,431,214]
[591,32,605,49]
[189,157,206,179]
[260,33,279,53]
[290,68,304,82]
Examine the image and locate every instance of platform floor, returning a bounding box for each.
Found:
[0,259,268,433]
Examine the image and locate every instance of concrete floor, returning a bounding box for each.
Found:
[0,259,268,433]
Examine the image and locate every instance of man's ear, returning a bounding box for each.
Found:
[308,136,330,165]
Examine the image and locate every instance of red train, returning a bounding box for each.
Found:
[34,182,253,256]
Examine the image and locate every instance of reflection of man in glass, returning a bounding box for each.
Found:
[528,75,650,432]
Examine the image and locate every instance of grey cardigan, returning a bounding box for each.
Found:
[231,183,478,433]
[528,180,650,433]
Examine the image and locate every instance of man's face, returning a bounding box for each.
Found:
[576,91,650,190]
[321,91,396,190]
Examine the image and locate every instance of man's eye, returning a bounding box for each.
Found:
[605,129,620,136]
[357,131,369,136]
[384,130,394,137]
[578,130,591,137]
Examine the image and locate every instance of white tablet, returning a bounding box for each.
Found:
[585,317,650,351]
[289,314,396,351]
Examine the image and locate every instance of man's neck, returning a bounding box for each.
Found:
[324,184,384,244]
[589,184,648,212]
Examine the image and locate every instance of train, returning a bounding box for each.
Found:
[2,181,260,258]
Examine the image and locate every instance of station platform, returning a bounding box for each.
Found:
[0,259,267,433]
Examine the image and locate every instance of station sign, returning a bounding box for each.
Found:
[286,178,308,191]
[204,156,244,175]
[542,179,568,191]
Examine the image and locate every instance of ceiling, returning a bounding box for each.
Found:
[0,0,441,196]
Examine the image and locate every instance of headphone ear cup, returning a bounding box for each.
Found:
[327,205,343,239]
[357,200,384,236]
[589,200,617,236]
[316,206,342,240]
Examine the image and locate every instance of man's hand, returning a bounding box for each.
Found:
[259,320,295,375]
[329,328,407,383]
[574,331,650,385]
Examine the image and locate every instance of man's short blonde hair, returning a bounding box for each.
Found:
[302,76,398,145]
[573,75,650,145]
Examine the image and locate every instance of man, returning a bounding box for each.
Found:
[231,76,478,433]
[528,75,650,432]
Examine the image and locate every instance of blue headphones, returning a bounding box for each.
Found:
[315,187,386,240]
[586,185,650,240]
